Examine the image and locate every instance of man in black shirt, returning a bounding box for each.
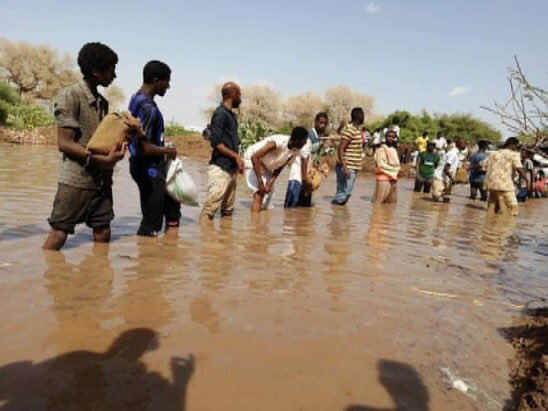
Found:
[200,82,244,222]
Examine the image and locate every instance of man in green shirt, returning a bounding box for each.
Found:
[414,141,439,193]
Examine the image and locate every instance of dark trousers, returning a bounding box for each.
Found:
[414,177,432,193]
[470,181,487,201]
[130,165,181,236]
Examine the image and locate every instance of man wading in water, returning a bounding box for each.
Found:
[43,43,125,250]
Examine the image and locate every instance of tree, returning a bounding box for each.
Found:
[481,56,547,147]
[104,83,126,111]
[283,92,324,128]
[368,110,501,143]
[0,80,20,125]
[324,86,375,130]
[240,84,281,127]
[0,38,77,103]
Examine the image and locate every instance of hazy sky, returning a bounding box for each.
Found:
[2,0,547,133]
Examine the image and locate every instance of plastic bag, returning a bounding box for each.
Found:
[165,157,199,206]
[87,111,143,154]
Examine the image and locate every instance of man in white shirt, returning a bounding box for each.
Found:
[433,132,448,152]
[245,127,309,212]
[431,138,466,202]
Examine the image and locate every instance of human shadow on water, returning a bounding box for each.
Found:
[0,328,195,411]
[345,359,429,411]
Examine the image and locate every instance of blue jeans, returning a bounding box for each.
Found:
[332,164,357,204]
[284,180,302,208]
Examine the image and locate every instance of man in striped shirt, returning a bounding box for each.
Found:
[332,107,365,205]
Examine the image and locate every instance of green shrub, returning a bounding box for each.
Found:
[7,104,55,130]
[238,118,274,152]
[164,122,195,137]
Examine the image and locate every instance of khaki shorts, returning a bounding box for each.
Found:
[48,183,113,234]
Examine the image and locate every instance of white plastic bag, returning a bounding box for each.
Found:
[165,157,199,206]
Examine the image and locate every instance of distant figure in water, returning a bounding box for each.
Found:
[245,127,309,212]
[468,139,489,201]
[485,137,528,216]
[284,112,329,208]
[414,141,439,194]
[43,42,125,250]
[372,130,400,204]
[431,137,465,203]
[332,107,365,206]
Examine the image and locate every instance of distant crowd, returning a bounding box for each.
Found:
[41,42,547,251]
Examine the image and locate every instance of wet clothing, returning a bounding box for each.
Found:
[53,80,110,189]
[128,93,166,173]
[469,151,487,184]
[208,104,239,173]
[47,81,113,234]
[285,128,319,208]
[485,149,523,192]
[332,164,357,205]
[48,183,113,234]
[340,124,363,170]
[201,104,240,220]
[373,180,398,204]
[200,165,237,219]
[128,92,180,235]
[417,151,439,180]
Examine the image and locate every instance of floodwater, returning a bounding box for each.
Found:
[0,145,546,410]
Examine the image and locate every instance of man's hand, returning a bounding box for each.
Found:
[163,145,178,159]
[95,143,126,169]
[343,165,350,179]
[259,181,270,195]
[235,156,245,174]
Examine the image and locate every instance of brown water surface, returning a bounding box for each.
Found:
[0,146,547,410]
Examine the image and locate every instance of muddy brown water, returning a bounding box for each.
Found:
[0,145,546,410]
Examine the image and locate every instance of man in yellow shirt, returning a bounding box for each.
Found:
[485,137,528,216]
[414,131,429,153]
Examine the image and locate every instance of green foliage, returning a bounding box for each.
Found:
[7,104,55,130]
[0,81,20,125]
[238,118,274,151]
[367,110,501,143]
[276,122,292,136]
[164,122,195,137]
[0,81,20,105]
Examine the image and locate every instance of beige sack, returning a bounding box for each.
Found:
[87,111,143,154]
[305,163,330,191]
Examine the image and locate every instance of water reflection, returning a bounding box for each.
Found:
[44,245,114,350]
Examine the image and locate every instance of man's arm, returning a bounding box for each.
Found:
[338,137,350,178]
[136,104,177,158]
[57,127,125,169]
[251,142,277,193]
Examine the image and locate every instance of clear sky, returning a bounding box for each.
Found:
[2,0,547,133]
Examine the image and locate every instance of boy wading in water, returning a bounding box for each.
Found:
[332,107,365,205]
[43,43,125,250]
[245,127,309,212]
[128,61,180,237]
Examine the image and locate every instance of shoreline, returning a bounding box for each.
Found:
[0,126,416,177]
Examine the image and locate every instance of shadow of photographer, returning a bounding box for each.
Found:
[0,328,194,411]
